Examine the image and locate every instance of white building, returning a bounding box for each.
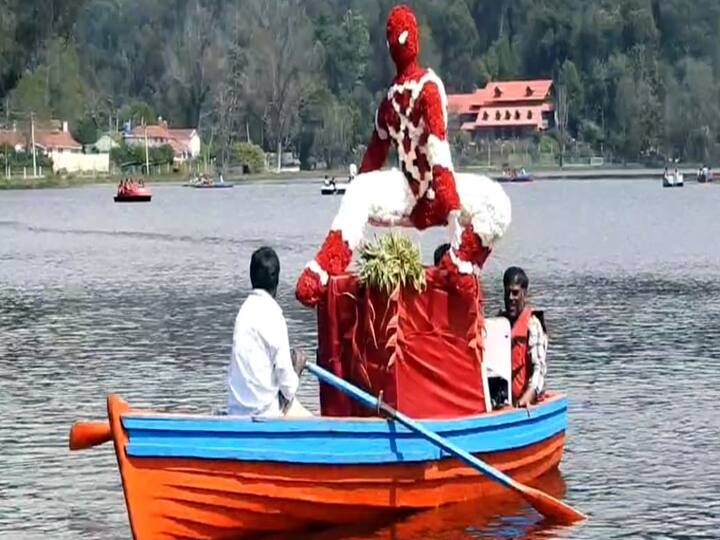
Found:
[123,121,201,163]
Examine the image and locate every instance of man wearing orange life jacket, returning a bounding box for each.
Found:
[499,267,548,407]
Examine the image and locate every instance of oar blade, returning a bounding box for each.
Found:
[520,484,587,524]
[69,421,112,451]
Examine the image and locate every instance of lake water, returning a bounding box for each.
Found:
[1,179,719,539]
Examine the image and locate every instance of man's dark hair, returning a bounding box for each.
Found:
[503,266,529,290]
[433,243,451,266]
[250,246,280,293]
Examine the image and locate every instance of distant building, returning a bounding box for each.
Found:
[448,79,555,139]
[35,122,109,174]
[35,122,83,154]
[123,120,201,162]
[0,126,26,152]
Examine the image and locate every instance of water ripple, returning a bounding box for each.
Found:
[1,180,719,538]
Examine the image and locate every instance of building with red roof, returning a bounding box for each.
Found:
[0,128,26,152]
[1,121,109,174]
[448,79,555,139]
[34,123,83,153]
[123,120,201,162]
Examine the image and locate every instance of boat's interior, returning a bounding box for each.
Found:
[481,317,513,411]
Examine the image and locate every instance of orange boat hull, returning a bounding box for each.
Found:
[106,396,566,539]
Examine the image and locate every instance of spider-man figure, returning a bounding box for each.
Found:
[296,4,510,307]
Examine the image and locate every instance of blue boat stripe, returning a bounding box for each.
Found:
[122,397,568,435]
[123,399,568,464]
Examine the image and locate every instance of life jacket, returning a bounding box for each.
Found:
[510,306,533,402]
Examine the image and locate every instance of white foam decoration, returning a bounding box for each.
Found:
[426,134,453,170]
[306,259,329,286]
[449,247,475,275]
[327,170,510,255]
[331,169,416,249]
[447,209,464,249]
[454,173,512,247]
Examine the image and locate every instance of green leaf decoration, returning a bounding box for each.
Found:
[358,233,426,295]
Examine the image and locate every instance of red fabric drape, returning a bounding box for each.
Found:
[317,268,487,419]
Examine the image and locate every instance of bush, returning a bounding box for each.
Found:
[233,142,265,174]
[0,145,52,169]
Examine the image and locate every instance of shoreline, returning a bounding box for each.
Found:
[0,169,349,191]
[0,166,707,191]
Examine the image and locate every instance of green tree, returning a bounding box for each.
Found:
[119,101,157,127]
[72,115,99,145]
[558,60,584,133]
[316,10,370,95]
[427,0,481,91]
[315,98,357,168]
[233,142,265,174]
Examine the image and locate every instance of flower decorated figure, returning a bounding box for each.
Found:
[296,4,511,307]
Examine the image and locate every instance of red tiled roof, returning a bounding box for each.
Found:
[35,129,82,150]
[168,128,195,141]
[484,80,553,103]
[168,138,189,155]
[0,130,25,148]
[448,89,489,114]
[130,125,171,139]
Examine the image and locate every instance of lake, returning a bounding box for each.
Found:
[1,178,719,539]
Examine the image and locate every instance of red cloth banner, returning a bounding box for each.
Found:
[317,268,487,419]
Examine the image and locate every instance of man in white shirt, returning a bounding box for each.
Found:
[227,246,311,417]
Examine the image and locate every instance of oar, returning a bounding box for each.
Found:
[69,421,112,450]
[306,362,586,525]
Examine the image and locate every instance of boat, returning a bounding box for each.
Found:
[497,174,534,183]
[70,392,568,539]
[662,172,684,187]
[697,171,714,183]
[114,186,152,202]
[184,174,234,188]
[191,182,234,189]
[496,171,533,183]
[321,185,347,195]
[321,179,348,195]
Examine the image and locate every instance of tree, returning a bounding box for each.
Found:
[613,74,644,161]
[9,38,86,121]
[0,0,90,101]
[556,85,569,167]
[245,0,321,171]
[427,0,481,91]
[558,60,583,133]
[3,0,720,166]
[72,115,99,145]
[163,0,225,128]
[315,10,370,95]
[234,142,265,174]
[315,98,356,168]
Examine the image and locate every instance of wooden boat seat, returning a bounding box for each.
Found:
[481,317,512,411]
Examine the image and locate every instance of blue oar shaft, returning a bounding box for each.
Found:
[306,362,515,490]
